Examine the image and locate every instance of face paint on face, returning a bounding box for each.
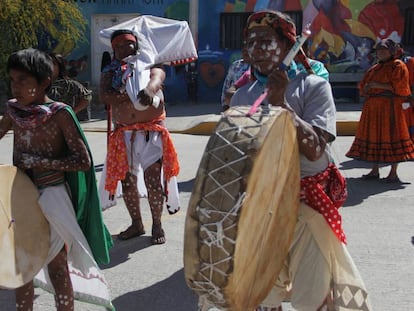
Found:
[245,27,288,75]
[113,40,137,60]
[8,69,45,106]
[28,88,36,97]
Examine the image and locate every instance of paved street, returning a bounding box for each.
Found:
[0,103,413,310]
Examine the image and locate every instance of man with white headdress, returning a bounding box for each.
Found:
[100,29,180,245]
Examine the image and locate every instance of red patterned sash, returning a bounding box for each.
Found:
[105,117,179,197]
[300,163,348,244]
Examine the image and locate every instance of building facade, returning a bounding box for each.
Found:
[57,0,414,105]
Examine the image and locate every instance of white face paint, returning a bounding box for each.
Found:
[28,88,36,97]
[246,28,285,75]
[21,130,33,147]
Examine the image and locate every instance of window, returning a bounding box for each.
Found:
[402,8,414,46]
[220,12,252,49]
[285,11,303,34]
[220,11,304,49]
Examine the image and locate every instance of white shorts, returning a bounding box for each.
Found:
[123,130,163,174]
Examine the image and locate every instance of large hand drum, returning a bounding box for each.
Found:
[184,106,300,310]
[0,165,49,289]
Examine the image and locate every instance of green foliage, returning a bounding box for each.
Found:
[0,0,87,79]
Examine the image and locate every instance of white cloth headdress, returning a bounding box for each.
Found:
[99,15,198,110]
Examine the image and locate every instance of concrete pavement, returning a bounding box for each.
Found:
[1,101,413,311]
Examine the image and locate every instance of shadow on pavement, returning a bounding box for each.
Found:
[112,269,198,311]
[343,177,410,207]
[339,159,412,207]
[178,179,195,193]
[101,235,153,269]
[339,158,381,170]
[0,289,15,310]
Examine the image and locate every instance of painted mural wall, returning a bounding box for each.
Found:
[197,0,409,102]
[59,0,409,104]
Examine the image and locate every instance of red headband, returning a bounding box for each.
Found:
[111,33,137,49]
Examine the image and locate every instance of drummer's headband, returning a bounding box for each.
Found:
[111,33,137,49]
[244,10,312,72]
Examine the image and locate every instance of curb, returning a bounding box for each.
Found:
[167,120,359,136]
[81,120,359,136]
[336,120,358,136]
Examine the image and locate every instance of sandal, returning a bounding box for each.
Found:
[118,221,145,240]
[151,225,166,245]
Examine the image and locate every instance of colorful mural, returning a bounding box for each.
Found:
[194,0,410,102]
[304,0,406,73]
[64,0,410,103]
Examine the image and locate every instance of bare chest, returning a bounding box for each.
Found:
[14,121,65,157]
[112,102,165,124]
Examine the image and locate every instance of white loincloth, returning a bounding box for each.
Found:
[259,202,372,311]
[98,160,180,214]
[34,184,114,310]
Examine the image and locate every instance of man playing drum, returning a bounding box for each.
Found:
[230,10,371,311]
[100,29,180,244]
[0,49,113,310]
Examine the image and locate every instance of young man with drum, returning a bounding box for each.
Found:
[230,10,371,311]
[0,48,113,310]
[100,29,180,244]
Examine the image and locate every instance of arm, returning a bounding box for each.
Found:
[266,69,331,161]
[137,65,166,106]
[73,98,90,114]
[0,113,12,140]
[72,80,92,114]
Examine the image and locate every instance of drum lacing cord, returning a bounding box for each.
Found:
[199,193,245,248]
[195,193,246,305]
[0,200,15,228]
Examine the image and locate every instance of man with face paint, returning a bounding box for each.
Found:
[230,11,371,311]
[100,29,179,245]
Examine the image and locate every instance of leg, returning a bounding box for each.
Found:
[384,163,400,182]
[47,248,74,311]
[15,281,34,310]
[144,161,165,245]
[361,163,379,180]
[119,172,145,240]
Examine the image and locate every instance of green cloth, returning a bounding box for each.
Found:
[64,107,113,265]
